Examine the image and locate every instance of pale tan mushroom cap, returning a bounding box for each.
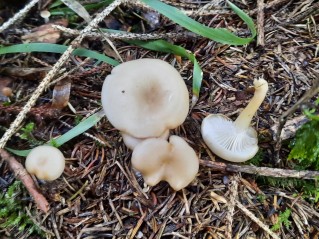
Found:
[121,129,169,150]
[131,135,199,191]
[101,59,189,138]
[25,145,65,181]
[201,114,258,162]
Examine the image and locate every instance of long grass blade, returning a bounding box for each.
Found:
[6,111,105,157]
[140,0,256,45]
[0,43,119,66]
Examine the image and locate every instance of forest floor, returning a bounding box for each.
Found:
[0,0,319,238]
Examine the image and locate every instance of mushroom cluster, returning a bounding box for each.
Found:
[102,58,199,190]
[201,78,268,162]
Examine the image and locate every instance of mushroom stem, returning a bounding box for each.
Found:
[234,78,268,130]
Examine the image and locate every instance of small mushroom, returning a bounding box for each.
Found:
[25,145,65,180]
[121,129,169,150]
[131,135,199,191]
[101,59,189,146]
[201,78,268,162]
[40,10,51,23]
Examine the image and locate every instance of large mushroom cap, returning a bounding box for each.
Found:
[101,59,189,138]
[131,135,199,191]
[201,114,258,162]
[25,145,65,181]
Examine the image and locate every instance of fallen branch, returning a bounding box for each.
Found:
[0,149,50,213]
[199,159,319,179]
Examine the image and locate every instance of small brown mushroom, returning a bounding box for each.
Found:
[131,135,199,191]
[25,145,65,180]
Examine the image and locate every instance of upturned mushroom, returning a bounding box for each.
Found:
[201,78,268,162]
[131,135,199,191]
[25,145,65,180]
[101,58,189,149]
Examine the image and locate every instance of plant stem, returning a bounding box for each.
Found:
[234,78,268,130]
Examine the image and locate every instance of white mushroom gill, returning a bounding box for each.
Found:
[202,114,258,162]
[201,78,268,162]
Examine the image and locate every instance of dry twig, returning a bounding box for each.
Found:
[225,174,238,239]
[236,200,280,239]
[257,0,265,46]
[0,0,39,33]
[199,159,319,179]
[53,25,196,40]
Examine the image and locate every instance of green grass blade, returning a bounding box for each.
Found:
[0,43,119,66]
[227,1,256,38]
[6,148,31,157]
[127,39,202,105]
[140,0,256,45]
[53,110,104,147]
[6,111,105,157]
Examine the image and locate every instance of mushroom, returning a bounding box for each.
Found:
[40,10,51,23]
[121,129,169,150]
[131,135,199,191]
[101,58,189,147]
[201,78,268,162]
[25,145,65,181]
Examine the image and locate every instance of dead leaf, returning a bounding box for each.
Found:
[52,81,71,109]
[22,19,68,43]
[210,191,227,204]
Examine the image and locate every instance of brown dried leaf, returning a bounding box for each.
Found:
[210,191,227,204]
[52,81,71,109]
[21,19,68,43]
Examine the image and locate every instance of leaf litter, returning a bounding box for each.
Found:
[0,0,319,238]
